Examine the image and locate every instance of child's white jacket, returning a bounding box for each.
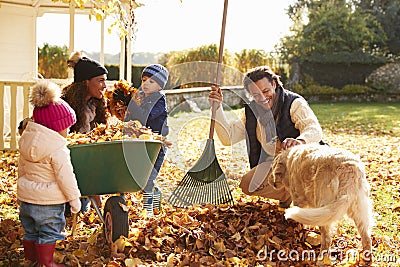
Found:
[17,122,81,205]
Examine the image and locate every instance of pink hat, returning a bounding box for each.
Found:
[30,80,77,132]
[33,100,77,132]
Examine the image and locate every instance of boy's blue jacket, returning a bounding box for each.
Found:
[124,91,169,136]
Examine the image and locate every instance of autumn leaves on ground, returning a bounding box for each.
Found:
[1,103,399,266]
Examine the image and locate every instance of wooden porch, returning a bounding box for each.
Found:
[0,81,34,150]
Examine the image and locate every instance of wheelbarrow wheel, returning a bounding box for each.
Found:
[103,196,129,243]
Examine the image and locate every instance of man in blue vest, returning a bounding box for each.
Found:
[208,66,324,208]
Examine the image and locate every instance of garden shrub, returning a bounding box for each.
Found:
[291,83,304,94]
[105,65,146,88]
[291,82,370,96]
[105,64,119,80]
[306,85,338,95]
[341,84,370,94]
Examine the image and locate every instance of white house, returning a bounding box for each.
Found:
[0,0,118,149]
[0,0,102,81]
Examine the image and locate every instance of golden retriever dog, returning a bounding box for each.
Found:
[269,144,373,262]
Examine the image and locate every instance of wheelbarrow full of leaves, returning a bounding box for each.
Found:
[68,139,162,244]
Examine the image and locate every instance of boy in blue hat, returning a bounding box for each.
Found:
[125,64,169,216]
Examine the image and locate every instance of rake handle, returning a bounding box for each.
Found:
[209,0,228,140]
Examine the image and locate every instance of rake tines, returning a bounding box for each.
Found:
[168,139,234,208]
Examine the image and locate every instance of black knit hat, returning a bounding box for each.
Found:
[74,57,108,83]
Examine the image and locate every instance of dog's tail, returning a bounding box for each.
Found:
[285,195,349,226]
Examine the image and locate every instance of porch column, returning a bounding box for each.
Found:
[119,38,125,80]
[100,19,105,65]
[68,1,75,79]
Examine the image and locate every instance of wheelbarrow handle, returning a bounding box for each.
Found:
[89,196,106,225]
[71,213,78,237]
[70,196,104,236]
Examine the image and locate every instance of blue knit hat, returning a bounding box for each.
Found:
[142,64,169,89]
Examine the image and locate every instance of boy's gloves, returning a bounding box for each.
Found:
[69,198,82,214]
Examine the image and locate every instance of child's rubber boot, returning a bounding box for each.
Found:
[153,188,162,215]
[23,239,37,264]
[35,243,64,267]
[143,192,154,217]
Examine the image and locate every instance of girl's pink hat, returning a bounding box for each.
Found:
[30,80,77,132]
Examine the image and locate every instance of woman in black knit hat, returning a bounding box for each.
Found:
[62,51,109,133]
[61,51,108,214]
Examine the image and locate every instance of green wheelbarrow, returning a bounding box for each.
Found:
[68,139,162,244]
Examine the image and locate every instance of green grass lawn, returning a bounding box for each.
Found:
[310,102,400,136]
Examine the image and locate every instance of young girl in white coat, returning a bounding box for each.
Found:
[18,80,81,266]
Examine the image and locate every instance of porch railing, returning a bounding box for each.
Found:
[0,81,34,151]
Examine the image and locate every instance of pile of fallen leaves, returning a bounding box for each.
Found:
[1,109,399,266]
[67,120,169,146]
[69,199,319,266]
